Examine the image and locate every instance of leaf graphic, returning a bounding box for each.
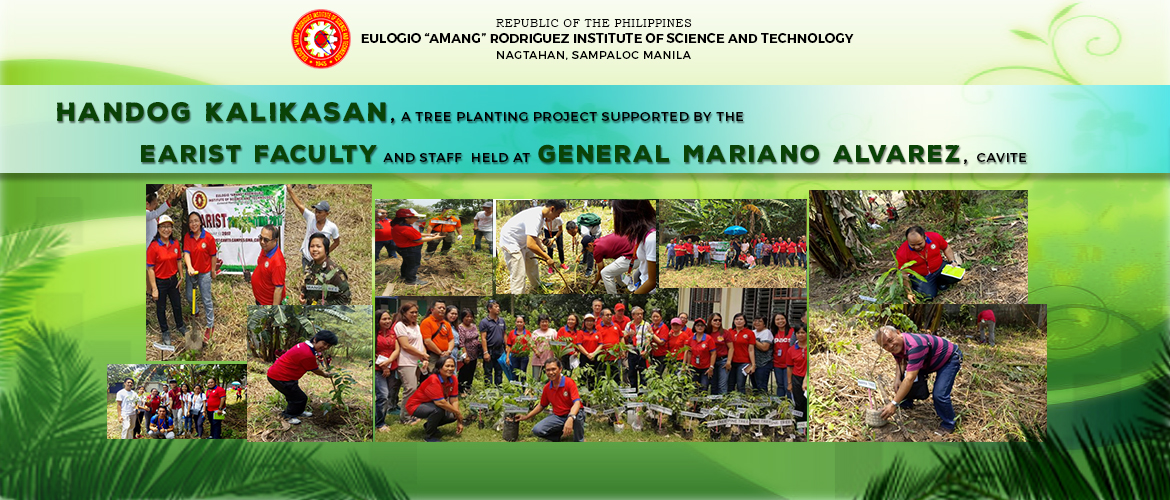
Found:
[1049,3,1080,35]
[0,227,67,383]
[1011,29,1048,44]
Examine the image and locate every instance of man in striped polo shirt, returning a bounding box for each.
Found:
[875,325,963,433]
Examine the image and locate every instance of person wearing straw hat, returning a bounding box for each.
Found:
[875,325,963,434]
[473,201,495,254]
[287,185,341,272]
[147,214,186,344]
[390,208,444,286]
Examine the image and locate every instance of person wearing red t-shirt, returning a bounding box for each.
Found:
[647,309,670,371]
[597,309,623,357]
[784,326,808,424]
[518,359,584,442]
[868,195,877,209]
[374,209,397,260]
[405,355,463,442]
[612,303,631,333]
[797,237,807,269]
[574,314,602,388]
[666,318,690,362]
[685,318,717,392]
[506,315,531,381]
[204,378,228,439]
[894,226,958,299]
[166,382,184,436]
[266,331,339,425]
[375,308,403,432]
[557,313,580,372]
[771,313,795,400]
[708,313,731,395]
[390,208,444,286]
[147,215,186,345]
[245,224,286,306]
[977,308,996,346]
[728,313,756,394]
[183,212,219,342]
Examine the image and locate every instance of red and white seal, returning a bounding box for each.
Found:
[292,10,351,68]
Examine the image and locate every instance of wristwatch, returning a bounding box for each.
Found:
[889,400,899,407]
[567,414,577,420]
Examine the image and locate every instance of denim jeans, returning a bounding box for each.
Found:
[375,240,397,259]
[374,368,401,428]
[193,410,205,437]
[714,357,730,394]
[398,245,423,283]
[532,413,584,442]
[184,271,214,329]
[932,349,963,430]
[473,230,492,253]
[909,263,957,299]
[732,362,750,394]
[510,355,529,381]
[773,367,790,400]
[691,366,712,393]
[752,357,773,393]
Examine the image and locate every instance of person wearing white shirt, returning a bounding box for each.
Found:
[287,185,341,270]
[114,378,140,439]
[751,317,775,393]
[497,200,566,294]
[189,384,208,438]
[472,201,495,254]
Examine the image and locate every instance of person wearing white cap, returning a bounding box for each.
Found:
[498,200,567,294]
[473,201,495,254]
[147,215,186,344]
[287,185,341,271]
[390,208,444,286]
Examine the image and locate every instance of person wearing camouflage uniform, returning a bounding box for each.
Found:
[300,233,351,305]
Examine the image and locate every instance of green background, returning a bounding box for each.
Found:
[1,172,1165,498]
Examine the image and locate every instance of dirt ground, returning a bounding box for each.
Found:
[495,202,635,295]
[810,309,1047,442]
[376,223,492,296]
[247,358,372,442]
[811,198,1028,306]
[106,393,247,439]
[660,260,807,289]
[147,184,372,361]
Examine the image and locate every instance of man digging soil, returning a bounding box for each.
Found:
[875,325,963,435]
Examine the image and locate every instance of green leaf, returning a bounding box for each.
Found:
[1049,3,1079,34]
[1011,29,1048,44]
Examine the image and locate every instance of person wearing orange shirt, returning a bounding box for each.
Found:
[420,300,453,372]
[425,210,463,258]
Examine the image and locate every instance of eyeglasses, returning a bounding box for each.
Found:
[259,236,273,243]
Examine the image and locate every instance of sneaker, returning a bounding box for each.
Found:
[288,417,302,425]
[937,424,954,435]
[561,264,569,270]
[300,410,313,417]
[204,327,213,342]
[161,331,172,344]
[424,437,441,442]
[377,425,392,432]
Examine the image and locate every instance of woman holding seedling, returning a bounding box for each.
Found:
[506,315,531,380]
[556,313,581,372]
[300,233,351,305]
[532,314,558,382]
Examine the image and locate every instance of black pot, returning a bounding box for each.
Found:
[682,427,694,440]
[502,417,520,442]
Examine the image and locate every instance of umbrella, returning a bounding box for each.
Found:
[231,381,241,386]
[724,226,748,235]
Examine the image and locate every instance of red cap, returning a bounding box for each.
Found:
[395,208,422,218]
[614,303,625,311]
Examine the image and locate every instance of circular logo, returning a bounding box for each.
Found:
[201,243,207,249]
[563,391,569,397]
[264,261,269,268]
[292,10,351,68]
[192,191,208,210]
